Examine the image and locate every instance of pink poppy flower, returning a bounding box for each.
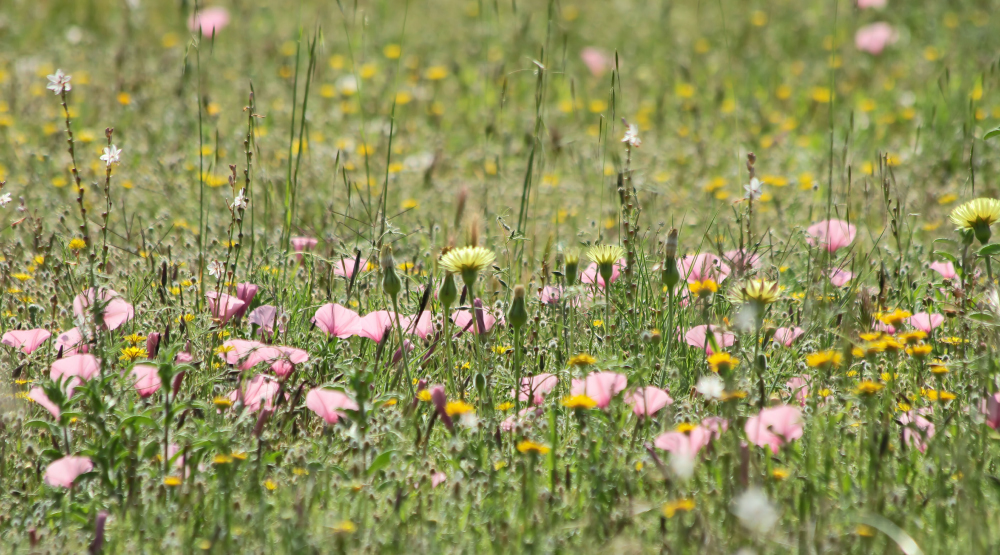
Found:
[929,261,957,280]
[312,303,362,338]
[515,373,558,405]
[723,249,763,271]
[290,237,318,262]
[626,386,673,417]
[305,388,359,425]
[580,47,613,77]
[357,310,398,342]
[786,376,810,405]
[401,311,434,339]
[899,409,934,453]
[51,354,101,383]
[581,259,626,288]
[855,22,896,55]
[218,339,266,365]
[129,365,162,398]
[857,0,887,8]
[55,328,84,356]
[229,374,281,412]
[829,268,853,287]
[205,291,246,324]
[28,386,64,418]
[772,327,804,347]
[431,472,447,488]
[188,7,230,36]
[570,371,627,408]
[745,405,804,454]
[653,427,713,456]
[73,288,134,331]
[451,305,499,336]
[233,282,258,320]
[146,332,160,358]
[539,285,563,305]
[268,347,310,377]
[679,253,731,284]
[248,305,286,335]
[683,325,736,354]
[44,456,93,488]
[2,328,51,354]
[981,393,1000,430]
[806,219,857,253]
[334,256,371,278]
[908,312,944,333]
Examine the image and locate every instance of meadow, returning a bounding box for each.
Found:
[2,0,1000,552]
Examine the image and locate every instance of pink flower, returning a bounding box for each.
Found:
[874,321,896,335]
[899,410,934,453]
[357,311,398,342]
[229,374,281,412]
[679,253,731,283]
[515,373,558,405]
[570,371,627,408]
[855,22,896,55]
[682,325,736,354]
[44,456,93,488]
[653,427,713,456]
[857,0,887,9]
[430,385,453,431]
[334,256,371,278]
[581,259,626,288]
[829,268,853,287]
[51,354,101,383]
[188,6,230,36]
[2,328,51,354]
[431,472,447,488]
[312,303,362,338]
[218,339,266,365]
[580,47,613,77]
[234,282,258,319]
[206,291,246,324]
[55,328,84,356]
[73,288,134,331]
[401,311,434,339]
[701,416,729,439]
[451,305,499,336]
[981,393,1000,430]
[723,249,763,271]
[305,388,359,425]
[28,386,64,418]
[626,386,673,417]
[806,219,857,253]
[908,312,944,333]
[539,286,563,305]
[290,237,318,262]
[745,405,804,454]
[501,407,540,432]
[786,376,810,405]
[248,305,286,335]
[772,327,804,347]
[129,365,162,398]
[929,261,957,280]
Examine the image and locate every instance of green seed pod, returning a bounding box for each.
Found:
[381,245,402,298]
[439,272,458,308]
[507,285,529,330]
[564,253,579,287]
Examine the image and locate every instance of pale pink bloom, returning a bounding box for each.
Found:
[899,409,934,453]
[73,288,134,331]
[929,261,957,280]
[357,310,398,342]
[908,312,944,333]
[229,374,281,412]
[248,305,286,335]
[581,259,626,288]
[981,393,1000,430]
[2,328,51,354]
[515,373,558,405]
[175,351,194,364]
[129,364,162,398]
[874,321,896,335]
[829,268,853,287]
[806,219,857,253]
[28,386,63,418]
[55,328,84,356]
[146,332,161,358]
[855,22,896,55]
[701,416,729,439]
[290,237,318,262]
[626,386,673,417]
[679,253,731,284]
[682,325,736,354]
[786,376,810,405]
[334,257,371,278]
[51,354,100,382]
[205,291,246,323]
[401,311,434,339]
[723,249,763,271]
[745,405,804,454]
[772,327,805,347]
[539,285,563,305]
[312,303,362,338]
[451,306,499,336]
[653,427,713,456]
[580,47,613,77]
[431,472,447,488]
[269,347,310,377]
[570,371,627,408]
[218,339,266,365]
[188,6,230,36]
[305,388,358,424]
[44,456,93,488]
[857,0,887,8]
[233,282,258,320]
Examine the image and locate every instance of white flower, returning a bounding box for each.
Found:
[744,177,762,201]
[731,487,779,534]
[100,145,122,167]
[0,193,10,207]
[46,69,72,95]
[231,188,248,210]
[669,452,696,480]
[621,124,641,148]
[208,260,225,278]
[695,374,724,400]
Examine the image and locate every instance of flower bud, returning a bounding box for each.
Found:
[439,272,458,308]
[507,285,529,331]
[381,245,402,298]
[564,253,579,287]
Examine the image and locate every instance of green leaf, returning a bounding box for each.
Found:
[967,312,997,325]
[985,126,1000,140]
[366,450,395,475]
[931,251,957,264]
[120,415,158,429]
[980,244,1000,256]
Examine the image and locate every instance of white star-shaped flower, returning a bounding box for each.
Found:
[100,145,122,167]
[0,193,11,207]
[744,177,762,201]
[695,374,725,400]
[208,260,225,278]
[621,124,641,148]
[231,188,248,211]
[46,69,72,95]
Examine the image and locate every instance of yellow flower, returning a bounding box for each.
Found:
[163,476,183,487]
[124,333,146,345]
[688,279,718,297]
[950,198,1000,242]
[417,390,432,402]
[855,381,884,395]
[856,525,876,537]
[806,350,842,369]
[568,353,596,367]
[906,344,933,358]
[707,352,739,373]
[292,467,310,476]
[859,332,881,342]
[264,479,278,491]
[516,440,550,455]
[877,308,911,326]
[586,244,625,269]
[898,330,927,345]
[495,402,514,411]
[213,396,233,408]
[11,273,31,281]
[231,452,247,461]
[922,389,956,402]
[439,246,495,282]
[592,319,604,328]
[930,361,949,374]
[445,400,475,417]
[939,336,969,345]
[492,345,513,354]
[732,279,781,305]
[213,454,233,465]
[331,520,356,534]
[119,346,147,362]
[771,468,790,480]
[674,422,697,433]
[880,337,904,354]
[662,498,695,518]
[424,66,448,80]
[721,390,747,402]
[561,395,597,410]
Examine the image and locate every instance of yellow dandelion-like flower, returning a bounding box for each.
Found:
[939,336,969,345]
[930,361,949,374]
[561,395,597,410]
[292,467,310,476]
[906,343,933,358]
[856,524,876,537]
[707,352,739,373]
[163,476,183,487]
[855,381,884,395]
[721,390,748,402]
[675,422,697,433]
[68,238,87,251]
[662,498,695,518]
[731,278,781,305]
[878,308,912,326]
[119,346,147,362]
[568,353,597,367]
[124,333,146,345]
[417,390,432,402]
[213,396,233,408]
[516,440,551,455]
[495,402,514,411]
[586,244,625,266]
[880,337,904,354]
[859,332,882,342]
[688,279,718,297]
[950,198,1000,243]
[898,330,927,345]
[213,454,233,465]
[445,400,475,417]
[922,389,956,402]
[331,520,356,534]
[440,246,495,284]
[771,468,791,480]
[264,479,278,491]
[806,350,842,369]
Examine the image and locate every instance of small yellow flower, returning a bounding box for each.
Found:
[592,319,604,328]
[445,400,475,417]
[940,336,969,345]
[922,389,956,402]
[331,520,356,534]
[213,396,233,408]
[675,422,697,433]
[586,244,625,267]
[880,337,904,354]
[292,467,310,476]
[264,479,278,491]
[516,440,550,455]
[662,498,695,518]
[215,345,235,356]
[771,468,790,480]
[707,352,739,373]
[561,395,597,410]
[213,454,233,465]
[930,361,949,374]
[163,476,183,487]
[495,402,514,411]
[417,390,433,402]
[124,333,146,345]
[119,346,147,362]
[855,381,884,395]
[11,273,31,281]
[859,332,881,342]
[688,279,719,297]
[898,330,927,345]
[806,350,842,369]
[568,353,597,367]
[878,308,912,326]
[856,524,876,537]
[492,345,513,355]
[721,390,747,402]
[906,344,933,358]
[439,246,495,282]
[732,279,781,305]
[231,452,247,461]
[950,198,1000,241]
